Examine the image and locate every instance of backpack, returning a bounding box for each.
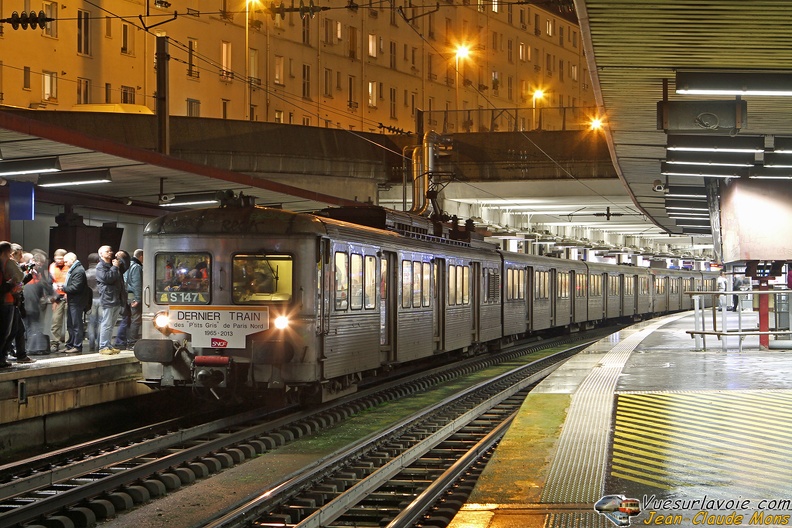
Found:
[81,285,94,313]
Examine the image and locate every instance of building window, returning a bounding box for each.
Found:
[249,48,259,85]
[492,0,499,13]
[23,67,31,90]
[77,10,91,55]
[324,68,333,96]
[507,76,513,100]
[389,87,396,118]
[389,41,397,69]
[302,64,311,98]
[120,85,135,104]
[274,55,284,84]
[121,22,134,55]
[324,18,333,44]
[368,81,376,107]
[519,42,526,61]
[348,75,356,108]
[221,41,232,80]
[348,26,357,59]
[105,83,112,103]
[302,16,310,44]
[302,116,311,126]
[250,104,256,120]
[187,98,200,117]
[188,39,199,78]
[368,34,377,57]
[105,15,112,37]
[507,39,513,62]
[336,20,342,40]
[42,71,57,101]
[546,18,553,36]
[43,1,58,38]
[274,110,283,123]
[77,77,90,104]
[571,64,578,81]
[477,0,485,12]
[222,99,229,119]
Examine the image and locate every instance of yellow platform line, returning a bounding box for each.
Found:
[610,392,792,490]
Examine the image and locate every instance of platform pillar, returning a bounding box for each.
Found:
[759,279,770,349]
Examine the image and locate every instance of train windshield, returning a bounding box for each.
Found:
[233,254,293,304]
[155,252,211,304]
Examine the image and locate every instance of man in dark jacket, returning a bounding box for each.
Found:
[62,252,89,354]
[96,245,125,355]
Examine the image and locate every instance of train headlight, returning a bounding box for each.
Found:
[274,315,290,330]
[153,311,172,335]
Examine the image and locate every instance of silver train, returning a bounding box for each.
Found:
[134,197,717,403]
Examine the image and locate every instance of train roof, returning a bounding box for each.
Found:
[145,204,328,237]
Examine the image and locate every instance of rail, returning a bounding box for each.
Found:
[685,289,792,352]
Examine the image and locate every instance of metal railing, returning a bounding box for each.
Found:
[687,288,792,352]
[423,106,598,134]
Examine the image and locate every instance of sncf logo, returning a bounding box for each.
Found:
[211,338,229,348]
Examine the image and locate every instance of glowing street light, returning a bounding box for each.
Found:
[455,45,470,130]
[532,89,544,130]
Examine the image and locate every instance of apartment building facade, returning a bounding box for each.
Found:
[0,0,594,132]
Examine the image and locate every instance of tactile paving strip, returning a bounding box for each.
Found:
[539,313,690,527]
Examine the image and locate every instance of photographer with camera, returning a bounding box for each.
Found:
[5,244,35,364]
[0,242,35,367]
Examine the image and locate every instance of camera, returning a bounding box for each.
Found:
[652,179,666,193]
[20,260,36,272]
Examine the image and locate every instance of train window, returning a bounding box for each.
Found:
[640,276,650,295]
[365,255,377,309]
[625,277,634,295]
[576,273,587,297]
[335,252,349,310]
[518,269,525,299]
[656,276,666,294]
[505,269,512,300]
[486,268,500,303]
[422,262,431,307]
[155,252,212,304]
[401,260,412,308]
[461,265,469,304]
[350,253,363,310]
[558,273,569,299]
[535,270,549,300]
[412,261,422,307]
[448,265,457,305]
[380,258,388,300]
[609,275,619,296]
[232,254,294,304]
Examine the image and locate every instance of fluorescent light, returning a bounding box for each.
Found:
[159,191,220,207]
[676,71,792,96]
[761,153,792,168]
[773,137,792,153]
[665,186,707,198]
[666,134,764,153]
[665,151,754,167]
[661,162,746,179]
[38,169,111,187]
[0,156,61,176]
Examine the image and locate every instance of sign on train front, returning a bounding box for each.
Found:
[169,305,269,348]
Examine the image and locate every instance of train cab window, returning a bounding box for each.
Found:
[155,252,212,304]
[335,252,349,310]
[232,254,294,304]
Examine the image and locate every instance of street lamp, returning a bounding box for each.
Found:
[455,45,469,131]
[532,89,544,130]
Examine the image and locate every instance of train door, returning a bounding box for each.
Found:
[380,251,397,363]
[526,266,534,331]
[550,268,557,327]
[320,239,331,337]
[471,262,481,342]
[434,258,446,351]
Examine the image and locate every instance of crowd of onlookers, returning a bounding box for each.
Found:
[0,242,143,368]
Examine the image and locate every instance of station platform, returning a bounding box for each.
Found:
[450,310,792,528]
[0,350,149,458]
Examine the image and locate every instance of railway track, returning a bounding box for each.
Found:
[0,332,606,528]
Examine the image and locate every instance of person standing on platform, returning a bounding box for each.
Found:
[96,245,124,355]
[5,244,35,363]
[117,249,143,350]
[84,253,102,352]
[112,251,131,349]
[0,242,25,367]
[24,249,52,355]
[49,248,70,353]
[62,252,89,354]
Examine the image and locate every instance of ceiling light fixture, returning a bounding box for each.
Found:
[676,71,792,96]
[665,150,754,167]
[0,156,61,176]
[666,134,764,153]
[37,168,111,187]
[660,162,747,179]
[159,191,220,207]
